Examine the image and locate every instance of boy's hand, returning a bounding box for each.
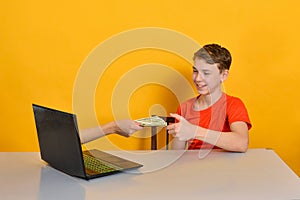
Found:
[166,113,199,141]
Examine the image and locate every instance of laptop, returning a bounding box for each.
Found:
[32,104,143,180]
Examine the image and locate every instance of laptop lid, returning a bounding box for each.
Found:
[33,104,87,179]
[32,104,143,180]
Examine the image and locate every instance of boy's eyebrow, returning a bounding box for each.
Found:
[193,66,211,72]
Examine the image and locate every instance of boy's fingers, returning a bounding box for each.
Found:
[170,113,182,121]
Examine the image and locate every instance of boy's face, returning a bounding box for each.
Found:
[192,58,228,95]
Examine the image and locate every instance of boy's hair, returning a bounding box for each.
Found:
[193,44,232,72]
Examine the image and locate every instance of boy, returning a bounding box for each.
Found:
[167,44,251,152]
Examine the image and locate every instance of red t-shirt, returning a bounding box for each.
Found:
[177,93,252,150]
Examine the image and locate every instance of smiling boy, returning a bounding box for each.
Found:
[167,44,252,152]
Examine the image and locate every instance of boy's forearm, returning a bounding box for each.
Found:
[195,127,248,152]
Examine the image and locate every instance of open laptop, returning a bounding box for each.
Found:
[32,104,143,180]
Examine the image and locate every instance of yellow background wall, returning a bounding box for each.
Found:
[1,1,300,175]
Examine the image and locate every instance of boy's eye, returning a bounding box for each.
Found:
[202,70,211,75]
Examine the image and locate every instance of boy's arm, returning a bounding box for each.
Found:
[197,121,249,152]
[169,137,187,150]
[167,113,249,152]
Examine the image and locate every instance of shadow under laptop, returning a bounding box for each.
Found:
[78,172,143,199]
[38,166,86,200]
[39,165,142,200]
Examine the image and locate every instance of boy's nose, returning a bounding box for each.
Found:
[195,72,204,81]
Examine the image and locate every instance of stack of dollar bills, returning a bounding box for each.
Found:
[135,116,167,127]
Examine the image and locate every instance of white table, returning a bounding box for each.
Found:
[1,149,300,200]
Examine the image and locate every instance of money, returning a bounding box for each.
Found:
[135,116,167,127]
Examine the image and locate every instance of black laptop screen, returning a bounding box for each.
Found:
[33,104,86,178]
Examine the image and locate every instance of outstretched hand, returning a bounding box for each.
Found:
[166,113,199,141]
[114,120,143,137]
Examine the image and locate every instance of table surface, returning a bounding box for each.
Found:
[1,149,300,200]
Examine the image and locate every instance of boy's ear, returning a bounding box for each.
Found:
[220,69,229,82]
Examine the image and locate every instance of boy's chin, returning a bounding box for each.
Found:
[197,90,210,95]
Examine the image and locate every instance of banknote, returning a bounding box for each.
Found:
[135,116,167,127]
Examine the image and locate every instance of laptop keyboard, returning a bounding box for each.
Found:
[83,153,121,174]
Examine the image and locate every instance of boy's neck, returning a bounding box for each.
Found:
[195,91,224,110]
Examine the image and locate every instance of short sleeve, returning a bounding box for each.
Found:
[227,97,252,130]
